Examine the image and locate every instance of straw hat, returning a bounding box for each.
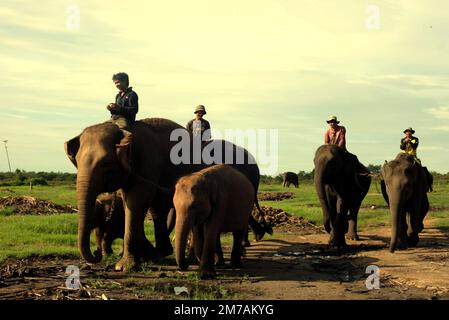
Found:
[326,115,340,124]
[194,105,207,115]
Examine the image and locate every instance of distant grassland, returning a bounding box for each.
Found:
[0,180,448,262]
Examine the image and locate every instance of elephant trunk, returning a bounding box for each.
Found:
[314,168,331,233]
[175,212,194,270]
[77,175,102,263]
[389,195,402,253]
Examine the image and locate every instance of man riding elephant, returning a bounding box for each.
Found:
[106,72,138,141]
[400,127,433,192]
[324,115,364,190]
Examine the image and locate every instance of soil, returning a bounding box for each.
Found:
[0,196,77,215]
[257,192,295,201]
[1,220,449,300]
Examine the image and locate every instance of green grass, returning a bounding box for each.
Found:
[0,185,77,206]
[0,213,155,262]
[0,182,447,262]
[260,181,449,230]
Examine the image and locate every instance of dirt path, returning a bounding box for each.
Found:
[1,222,449,300]
[231,221,449,300]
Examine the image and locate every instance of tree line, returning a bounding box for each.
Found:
[261,164,449,185]
[0,170,76,186]
[0,166,448,186]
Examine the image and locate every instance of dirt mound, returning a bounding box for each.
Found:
[253,205,324,233]
[257,192,294,201]
[0,196,77,215]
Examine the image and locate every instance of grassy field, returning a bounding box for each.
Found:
[0,181,448,262]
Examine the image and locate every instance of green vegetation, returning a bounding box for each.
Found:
[0,185,77,206]
[0,179,447,262]
[0,170,76,186]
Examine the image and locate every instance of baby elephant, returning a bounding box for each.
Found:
[92,192,125,256]
[174,164,255,279]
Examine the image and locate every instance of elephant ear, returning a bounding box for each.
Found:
[64,135,80,168]
[116,135,132,173]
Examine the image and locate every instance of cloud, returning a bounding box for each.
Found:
[428,106,449,119]
[432,126,449,132]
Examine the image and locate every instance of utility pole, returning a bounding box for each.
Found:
[3,140,11,173]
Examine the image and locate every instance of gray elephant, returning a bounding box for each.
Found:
[314,145,371,247]
[64,118,271,270]
[92,192,125,256]
[174,164,255,279]
[381,153,430,252]
[282,172,299,188]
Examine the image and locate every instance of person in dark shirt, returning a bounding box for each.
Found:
[186,105,211,140]
[400,127,419,157]
[107,72,138,137]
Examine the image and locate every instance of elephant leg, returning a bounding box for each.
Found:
[93,227,103,255]
[187,230,198,265]
[167,208,176,236]
[199,223,218,279]
[347,204,361,241]
[329,198,347,248]
[192,224,204,262]
[231,230,245,268]
[115,190,157,271]
[407,203,422,248]
[215,235,225,266]
[242,228,251,247]
[418,196,429,232]
[396,210,408,250]
[153,211,173,257]
[102,234,114,255]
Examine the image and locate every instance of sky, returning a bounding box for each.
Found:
[1,0,448,175]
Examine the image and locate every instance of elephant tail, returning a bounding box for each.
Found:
[254,197,273,236]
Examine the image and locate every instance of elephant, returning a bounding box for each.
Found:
[380,153,430,253]
[174,164,255,279]
[92,192,125,256]
[313,145,371,247]
[64,118,271,270]
[282,172,299,188]
[423,167,433,192]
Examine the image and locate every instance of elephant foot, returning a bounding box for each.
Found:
[231,259,242,269]
[346,233,360,241]
[417,222,424,233]
[199,268,216,280]
[328,238,347,250]
[242,239,251,247]
[188,249,198,265]
[215,256,225,267]
[156,243,174,258]
[141,240,158,261]
[396,240,408,251]
[178,260,189,271]
[102,247,113,256]
[407,234,419,247]
[93,249,103,261]
[115,254,139,271]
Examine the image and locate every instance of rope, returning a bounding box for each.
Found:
[130,171,173,195]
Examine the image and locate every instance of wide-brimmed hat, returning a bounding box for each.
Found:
[326,115,340,124]
[403,127,415,134]
[194,105,206,115]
